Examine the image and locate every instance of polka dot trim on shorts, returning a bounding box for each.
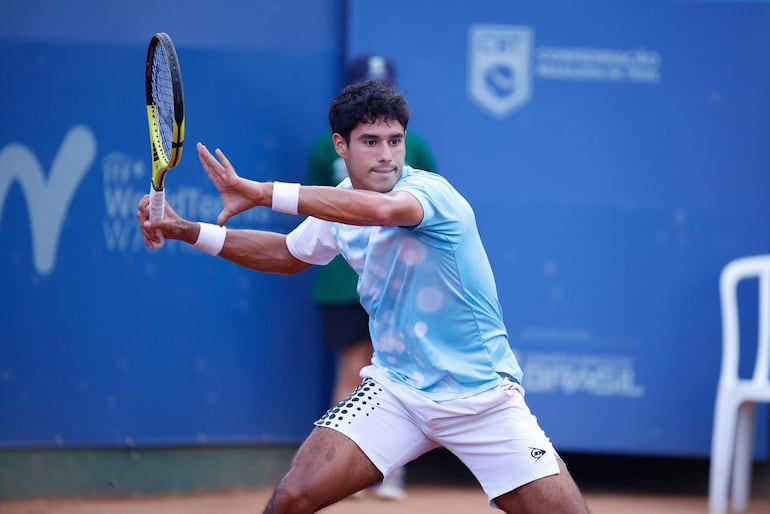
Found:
[315,379,383,429]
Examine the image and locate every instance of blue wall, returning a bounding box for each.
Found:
[350,0,770,457]
[0,0,342,447]
[1,0,769,458]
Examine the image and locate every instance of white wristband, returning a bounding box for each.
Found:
[193,222,226,256]
[272,182,300,215]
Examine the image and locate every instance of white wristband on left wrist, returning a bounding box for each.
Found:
[193,222,226,256]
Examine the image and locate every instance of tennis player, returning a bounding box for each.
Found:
[136,80,589,514]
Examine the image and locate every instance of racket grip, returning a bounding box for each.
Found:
[149,184,166,249]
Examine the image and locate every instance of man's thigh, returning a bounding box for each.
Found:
[432,381,561,505]
[280,426,383,505]
[492,457,589,514]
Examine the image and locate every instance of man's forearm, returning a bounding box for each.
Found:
[218,229,311,275]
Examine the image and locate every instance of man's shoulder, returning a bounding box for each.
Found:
[396,167,456,200]
[400,166,449,185]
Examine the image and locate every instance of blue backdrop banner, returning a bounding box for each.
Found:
[349,0,770,458]
[0,0,341,448]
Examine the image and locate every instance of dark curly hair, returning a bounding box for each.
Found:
[328,80,411,142]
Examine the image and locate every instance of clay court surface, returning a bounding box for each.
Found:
[3,487,770,514]
[3,452,770,513]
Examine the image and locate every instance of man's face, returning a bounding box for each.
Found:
[333,118,406,193]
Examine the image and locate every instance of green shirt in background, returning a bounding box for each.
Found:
[306,131,437,305]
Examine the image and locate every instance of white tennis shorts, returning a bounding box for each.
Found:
[314,365,560,506]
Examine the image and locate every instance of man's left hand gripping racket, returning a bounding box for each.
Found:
[145,32,185,248]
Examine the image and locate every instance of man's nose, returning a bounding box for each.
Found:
[377,143,392,161]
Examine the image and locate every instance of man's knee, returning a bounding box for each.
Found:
[263,480,314,514]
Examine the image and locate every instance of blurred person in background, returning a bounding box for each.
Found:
[305,53,436,501]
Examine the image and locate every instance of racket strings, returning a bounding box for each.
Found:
[151,44,175,158]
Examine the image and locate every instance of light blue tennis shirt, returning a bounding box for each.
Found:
[287,166,522,401]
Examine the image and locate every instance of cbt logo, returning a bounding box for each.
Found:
[468,25,534,118]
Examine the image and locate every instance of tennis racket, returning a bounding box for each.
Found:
[145,32,185,248]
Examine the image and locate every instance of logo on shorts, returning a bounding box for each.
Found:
[530,447,546,461]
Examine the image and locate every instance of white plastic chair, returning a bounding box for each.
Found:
[709,255,770,514]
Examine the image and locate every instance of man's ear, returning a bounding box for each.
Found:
[332,133,348,158]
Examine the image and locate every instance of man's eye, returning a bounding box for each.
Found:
[389,139,403,146]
